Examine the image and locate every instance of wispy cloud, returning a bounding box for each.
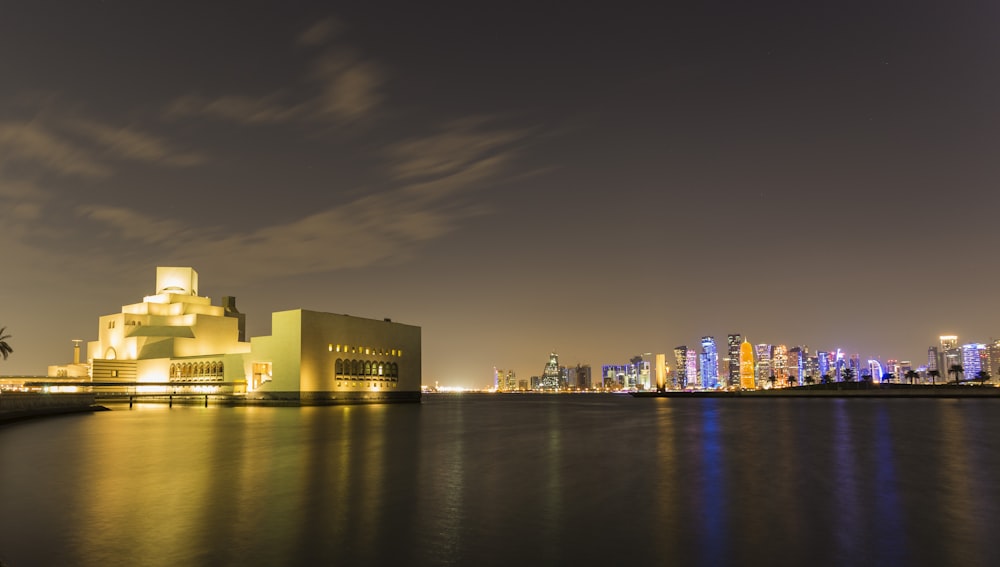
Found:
[0,121,111,177]
[298,17,341,47]
[0,115,206,179]
[77,204,190,245]
[387,118,529,181]
[68,119,207,167]
[75,119,531,282]
[166,20,383,125]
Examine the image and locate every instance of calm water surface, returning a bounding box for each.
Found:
[1,394,999,566]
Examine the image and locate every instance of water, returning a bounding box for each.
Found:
[1,394,999,566]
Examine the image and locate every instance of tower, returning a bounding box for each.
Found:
[739,339,755,389]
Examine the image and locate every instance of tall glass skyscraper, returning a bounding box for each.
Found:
[755,344,772,387]
[673,346,688,389]
[727,334,742,388]
[700,336,718,389]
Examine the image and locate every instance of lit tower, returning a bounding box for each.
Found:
[541,352,561,390]
[727,334,742,388]
[739,339,755,389]
[700,336,719,389]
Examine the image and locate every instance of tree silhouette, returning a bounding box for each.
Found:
[881,372,895,384]
[805,375,816,385]
[904,370,920,385]
[972,370,991,385]
[0,327,12,360]
[820,373,831,384]
[948,364,964,385]
[786,375,797,387]
[841,368,855,382]
[928,369,941,385]
[767,374,777,388]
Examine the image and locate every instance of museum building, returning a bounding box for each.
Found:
[48,267,421,404]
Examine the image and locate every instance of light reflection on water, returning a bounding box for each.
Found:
[1,396,1000,566]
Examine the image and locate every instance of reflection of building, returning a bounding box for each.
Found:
[48,267,421,404]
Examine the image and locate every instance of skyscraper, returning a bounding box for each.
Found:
[755,344,772,387]
[772,344,788,386]
[673,346,688,389]
[686,349,698,389]
[727,334,742,388]
[655,353,667,391]
[700,336,719,389]
[739,339,755,389]
[541,352,561,390]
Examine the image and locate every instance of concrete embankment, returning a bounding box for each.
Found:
[0,392,102,424]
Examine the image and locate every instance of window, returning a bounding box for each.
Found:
[111,370,119,377]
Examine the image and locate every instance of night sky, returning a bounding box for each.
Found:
[3,1,999,386]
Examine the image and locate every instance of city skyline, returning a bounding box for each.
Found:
[3,2,1000,387]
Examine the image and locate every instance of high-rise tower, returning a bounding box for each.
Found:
[700,336,719,389]
[739,339,755,389]
[727,334,742,388]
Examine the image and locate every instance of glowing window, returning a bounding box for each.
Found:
[328,344,333,352]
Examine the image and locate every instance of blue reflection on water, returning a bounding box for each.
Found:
[872,405,905,566]
[698,402,726,566]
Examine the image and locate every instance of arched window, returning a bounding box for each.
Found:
[365,361,372,376]
[219,362,224,374]
[378,363,384,376]
[352,360,360,376]
[335,359,344,375]
[105,347,117,360]
[391,363,398,378]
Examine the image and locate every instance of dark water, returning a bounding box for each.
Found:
[1,394,999,567]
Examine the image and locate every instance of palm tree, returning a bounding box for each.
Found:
[805,375,816,385]
[820,373,831,384]
[881,372,895,384]
[841,368,855,382]
[0,327,12,360]
[928,369,941,385]
[767,374,777,389]
[786,375,797,388]
[904,369,919,385]
[948,364,964,385]
[972,370,991,385]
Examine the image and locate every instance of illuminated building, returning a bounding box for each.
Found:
[772,345,788,385]
[961,343,987,381]
[48,267,421,403]
[700,336,718,389]
[755,344,772,387]
[686,349,698,389]
[927,346,939,374]
[541,352,561,390]
[787,346,802,386]
[673,347,688,388]
[727,334,742,388]
[817,351,830,379]
[739,339,755,389]
[602,364,628,390]
[654,353,667,391]
[494,368,517,391]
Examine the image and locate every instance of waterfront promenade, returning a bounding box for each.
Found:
[0,392,101,424]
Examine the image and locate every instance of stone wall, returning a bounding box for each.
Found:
[0,392,97,422]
